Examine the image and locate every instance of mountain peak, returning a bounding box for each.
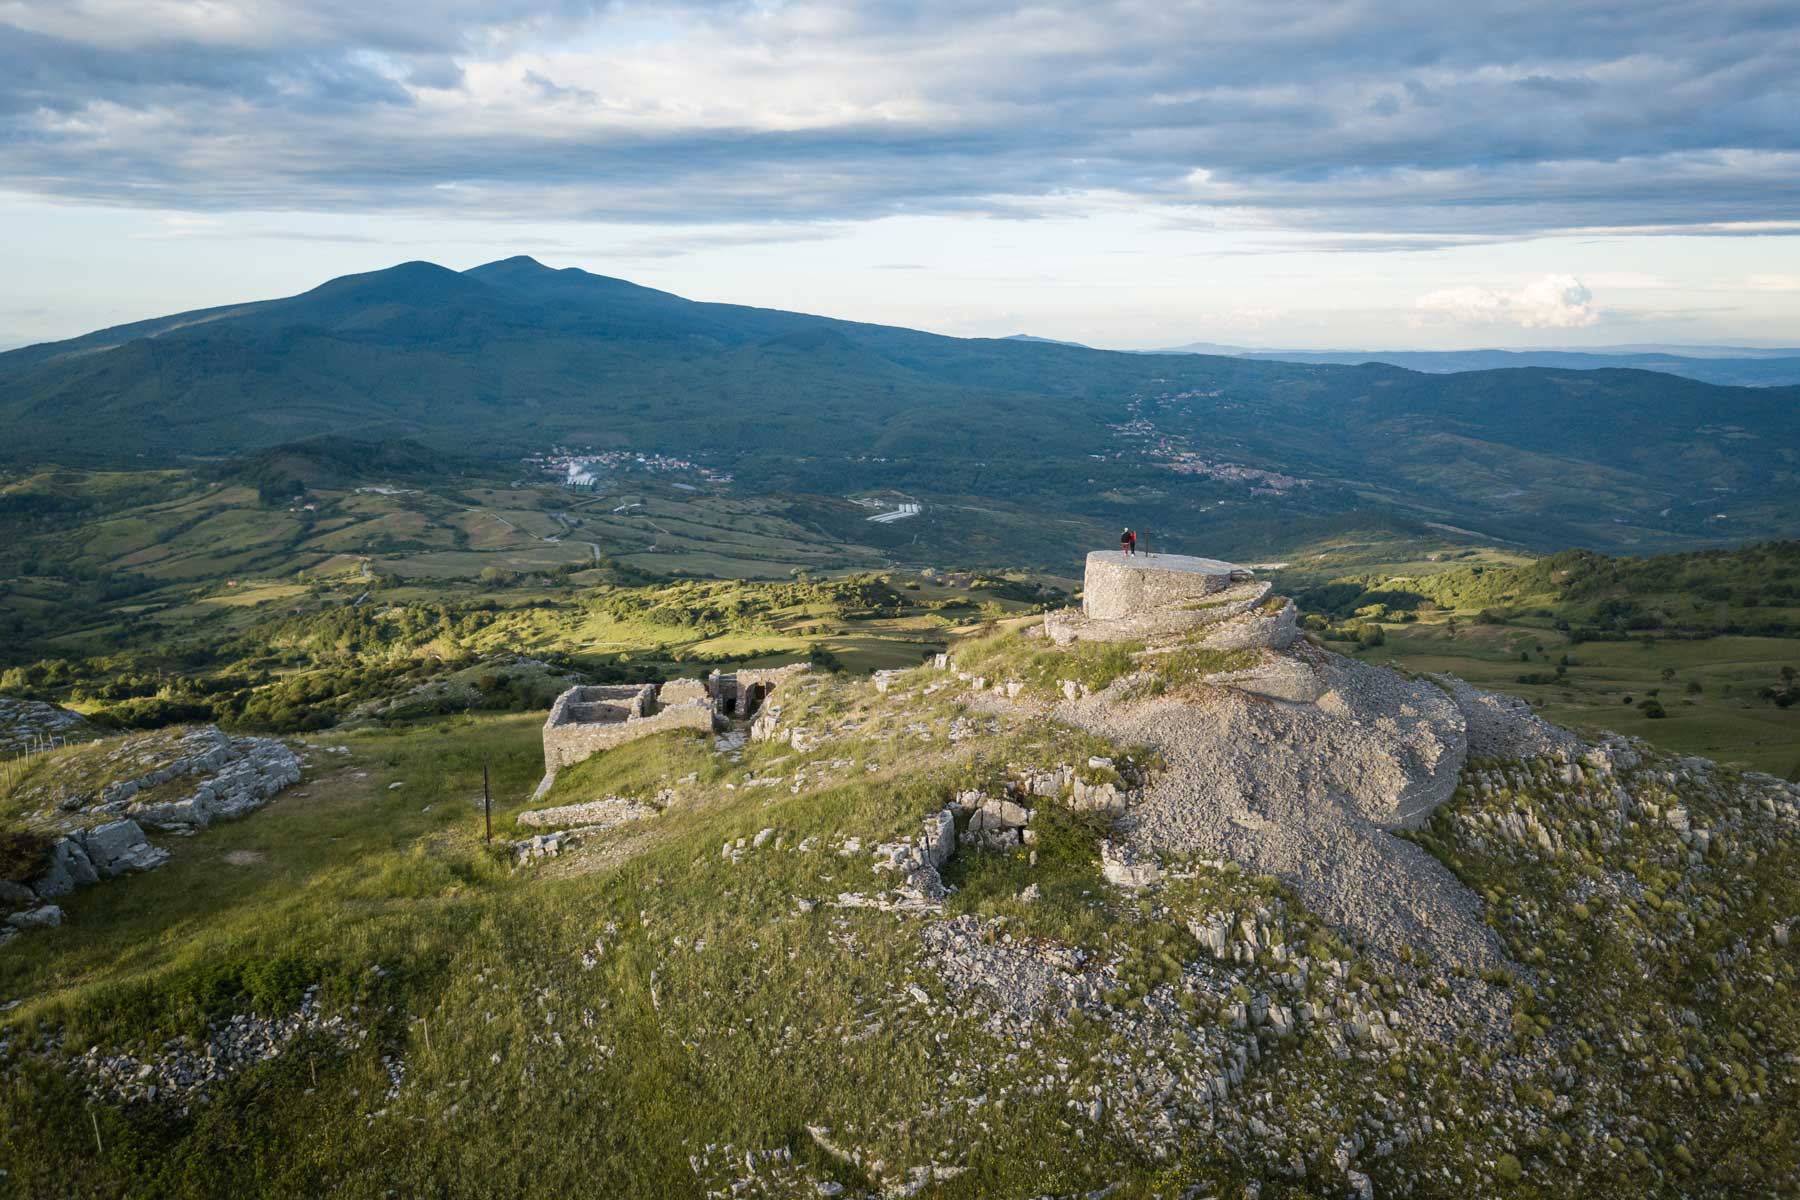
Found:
[470,255,551,274]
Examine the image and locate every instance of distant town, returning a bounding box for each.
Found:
[523,446,735,491]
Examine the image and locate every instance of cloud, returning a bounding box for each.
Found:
[1414,275,1601,328]
[0,1,1798,244]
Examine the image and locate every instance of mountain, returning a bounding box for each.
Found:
[3,256,1798,552]
[1239,348,1800,387]
[1001,333,1091,348]
[1152,340,1252,355]
[1148,343,1800,387]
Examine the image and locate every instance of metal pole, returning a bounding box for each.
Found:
[483,761,492,845]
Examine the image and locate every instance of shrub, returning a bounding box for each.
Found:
[807,643,846,673]
[0,827,55,882]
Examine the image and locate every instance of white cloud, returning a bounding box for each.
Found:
[1413,274,1600,328]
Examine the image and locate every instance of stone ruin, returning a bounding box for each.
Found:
[539,663,809,780]
[1043,550,1298,657]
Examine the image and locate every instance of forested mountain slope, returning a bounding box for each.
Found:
[4,257,1796,552]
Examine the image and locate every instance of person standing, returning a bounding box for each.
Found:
[1120,527,1136,556]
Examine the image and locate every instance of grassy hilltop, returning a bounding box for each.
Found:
[1,444,1797,1196]
[2,614,1796,1198]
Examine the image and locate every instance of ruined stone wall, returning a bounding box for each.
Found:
[710,663,811,718]
[736,663,811,692]
[1082,551,1241,621]
[658,678,710,706]
[541,667,809,775]
[542,698,722,770]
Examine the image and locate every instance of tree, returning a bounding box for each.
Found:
[806,643,845,673]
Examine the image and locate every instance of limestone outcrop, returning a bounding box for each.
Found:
[989,546,1596,982]
[123,729,302,831]
[0,697,93,755]
[1,725,301,940]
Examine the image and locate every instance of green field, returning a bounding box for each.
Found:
[1281,543,1800,776]
[5,457,1798,777]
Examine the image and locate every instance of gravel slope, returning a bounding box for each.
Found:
[1054,647,1520,979]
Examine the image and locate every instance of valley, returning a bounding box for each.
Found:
[5,260,1797,560]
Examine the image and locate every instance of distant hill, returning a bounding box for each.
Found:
[1149,343,1800,387]
[3,256,1798,552]
[1001,333,1091,348]
[1151,340,1252,356]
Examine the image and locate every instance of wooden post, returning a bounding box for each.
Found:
[483,761,492,845]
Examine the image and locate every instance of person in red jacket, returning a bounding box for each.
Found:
[1120,527,1136,556]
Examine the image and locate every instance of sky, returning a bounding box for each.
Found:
[2,0,1799,352]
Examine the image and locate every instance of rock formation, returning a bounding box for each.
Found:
[1,724,300,939]
[1002,549,1590,981]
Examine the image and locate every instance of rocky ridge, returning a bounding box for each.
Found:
[0,698,93,756]
[956,567,1521,981]
[1,724,301,940]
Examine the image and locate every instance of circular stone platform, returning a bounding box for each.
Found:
[1081,550,1249,620]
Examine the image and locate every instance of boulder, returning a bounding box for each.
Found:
[749,704,782,742]
[923,809,956,868]
[977,799,1030,829]
[1100,839,1162,889]
[1189,915,1232,958]
[80,819,156,875]
[6,904,63,930]
[1071,777,1126,814]
[33,838,98,898]
[0,879,37,907]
